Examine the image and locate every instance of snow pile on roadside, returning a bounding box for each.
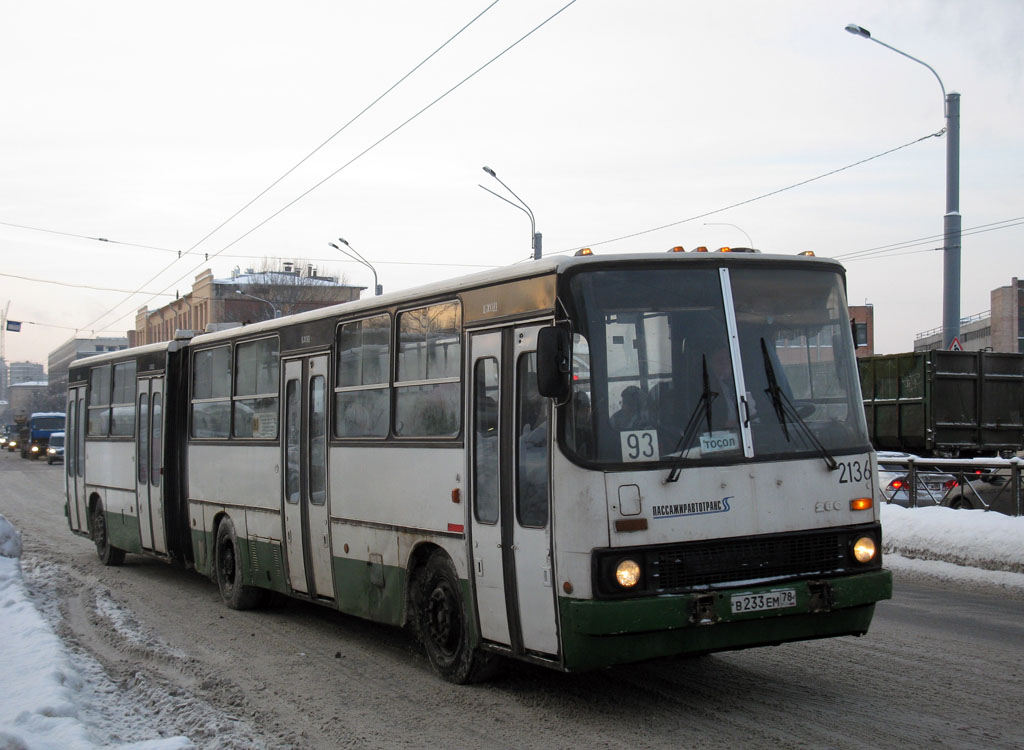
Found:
[881,503,1024,574]
[0,513,192,750]
[0,513,22,557]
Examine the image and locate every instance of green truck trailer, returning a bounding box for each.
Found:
[858,350,1024,457]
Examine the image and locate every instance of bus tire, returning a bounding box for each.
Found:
[215,517,263,610]
[92,499,125,566]
[414,552,495,684]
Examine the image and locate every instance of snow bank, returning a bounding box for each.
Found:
[880,503,1024,574]
[0,514,191,750]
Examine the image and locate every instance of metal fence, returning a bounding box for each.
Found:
[879,455,1024,516]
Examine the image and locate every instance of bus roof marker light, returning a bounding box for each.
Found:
[668,246,685,253]
[575,248,593,256]
[799,251,816,257]
[694,246,709,253]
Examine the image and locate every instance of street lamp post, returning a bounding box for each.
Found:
[329,239,382,296]
[845,23,961,350]
[479,166,542,260]
[235,289,280,319]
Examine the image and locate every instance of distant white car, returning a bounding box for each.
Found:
[46,431,65,465]
[876,451,958,507]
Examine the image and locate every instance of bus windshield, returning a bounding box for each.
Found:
[563,265,869,466]
[32,416,65,431]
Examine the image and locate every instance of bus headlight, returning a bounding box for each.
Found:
[852,536,877,563]
[615,559,642,588]
[31,445,39,453]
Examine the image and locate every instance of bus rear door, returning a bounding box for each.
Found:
[66,386,87,533]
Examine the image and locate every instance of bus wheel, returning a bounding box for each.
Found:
[215,517,263,610]
[92,500,125,566]
[415,552,495,684]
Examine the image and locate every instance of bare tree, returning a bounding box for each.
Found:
[231,258,362,322]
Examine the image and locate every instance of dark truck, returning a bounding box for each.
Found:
[19,411,66,459]
[858,350,1024,457]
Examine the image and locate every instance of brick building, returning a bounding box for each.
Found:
[131,265,365,346]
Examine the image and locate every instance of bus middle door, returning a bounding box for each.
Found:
[281,354,334,601]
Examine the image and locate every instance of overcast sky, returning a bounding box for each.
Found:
[2,0,1022,367]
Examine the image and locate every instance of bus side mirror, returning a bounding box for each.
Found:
[537,326,571,401]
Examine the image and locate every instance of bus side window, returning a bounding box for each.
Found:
[87,365,111,436]
[192,346,231,439]
[473,358,499,525]
[335,314,391,438]
[394,301,461,437]
[233,337,280,439]
[110,361,136,436]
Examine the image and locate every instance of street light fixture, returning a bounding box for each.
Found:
[845,23,961,350]
[704,222,754,248]
[479,166,542,260]
[329,238,382,296]
[235,289,280,319]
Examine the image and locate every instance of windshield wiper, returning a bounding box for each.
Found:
[665,355,717,483]
[759,338,838,471]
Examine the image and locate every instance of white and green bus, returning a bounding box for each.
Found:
[65,249,892,682]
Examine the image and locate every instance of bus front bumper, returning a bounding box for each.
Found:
[557,569,893,672]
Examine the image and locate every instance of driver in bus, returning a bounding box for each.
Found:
[611,386,651,431]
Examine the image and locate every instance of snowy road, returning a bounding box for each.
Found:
[2,451,1023,750]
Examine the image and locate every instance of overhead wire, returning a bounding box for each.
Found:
[7,319,125,335]
[552,127,947,256]
[121,0,580,321]
[833,216,1024,261]
[839,218,1024,262]
[0,219,178,254]
[0,224,502,269]
[75,0,515,335]
[0,271,175,296]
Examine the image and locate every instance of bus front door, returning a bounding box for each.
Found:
[135,377,167,554]
[469,326,558,657]
[281,354,334,600]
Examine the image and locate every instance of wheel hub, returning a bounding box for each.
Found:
[427,586,458,654]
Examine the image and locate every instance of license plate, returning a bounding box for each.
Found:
[730,589,797,614]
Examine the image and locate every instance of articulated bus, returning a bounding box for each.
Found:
[65,250,892,682]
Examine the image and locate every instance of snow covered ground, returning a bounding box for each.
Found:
[2,505,1023,749]
[0,516,191,750]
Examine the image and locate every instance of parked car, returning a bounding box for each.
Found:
[942,467,1018,515]
[876,451,959,507]
[46,431,65,465]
